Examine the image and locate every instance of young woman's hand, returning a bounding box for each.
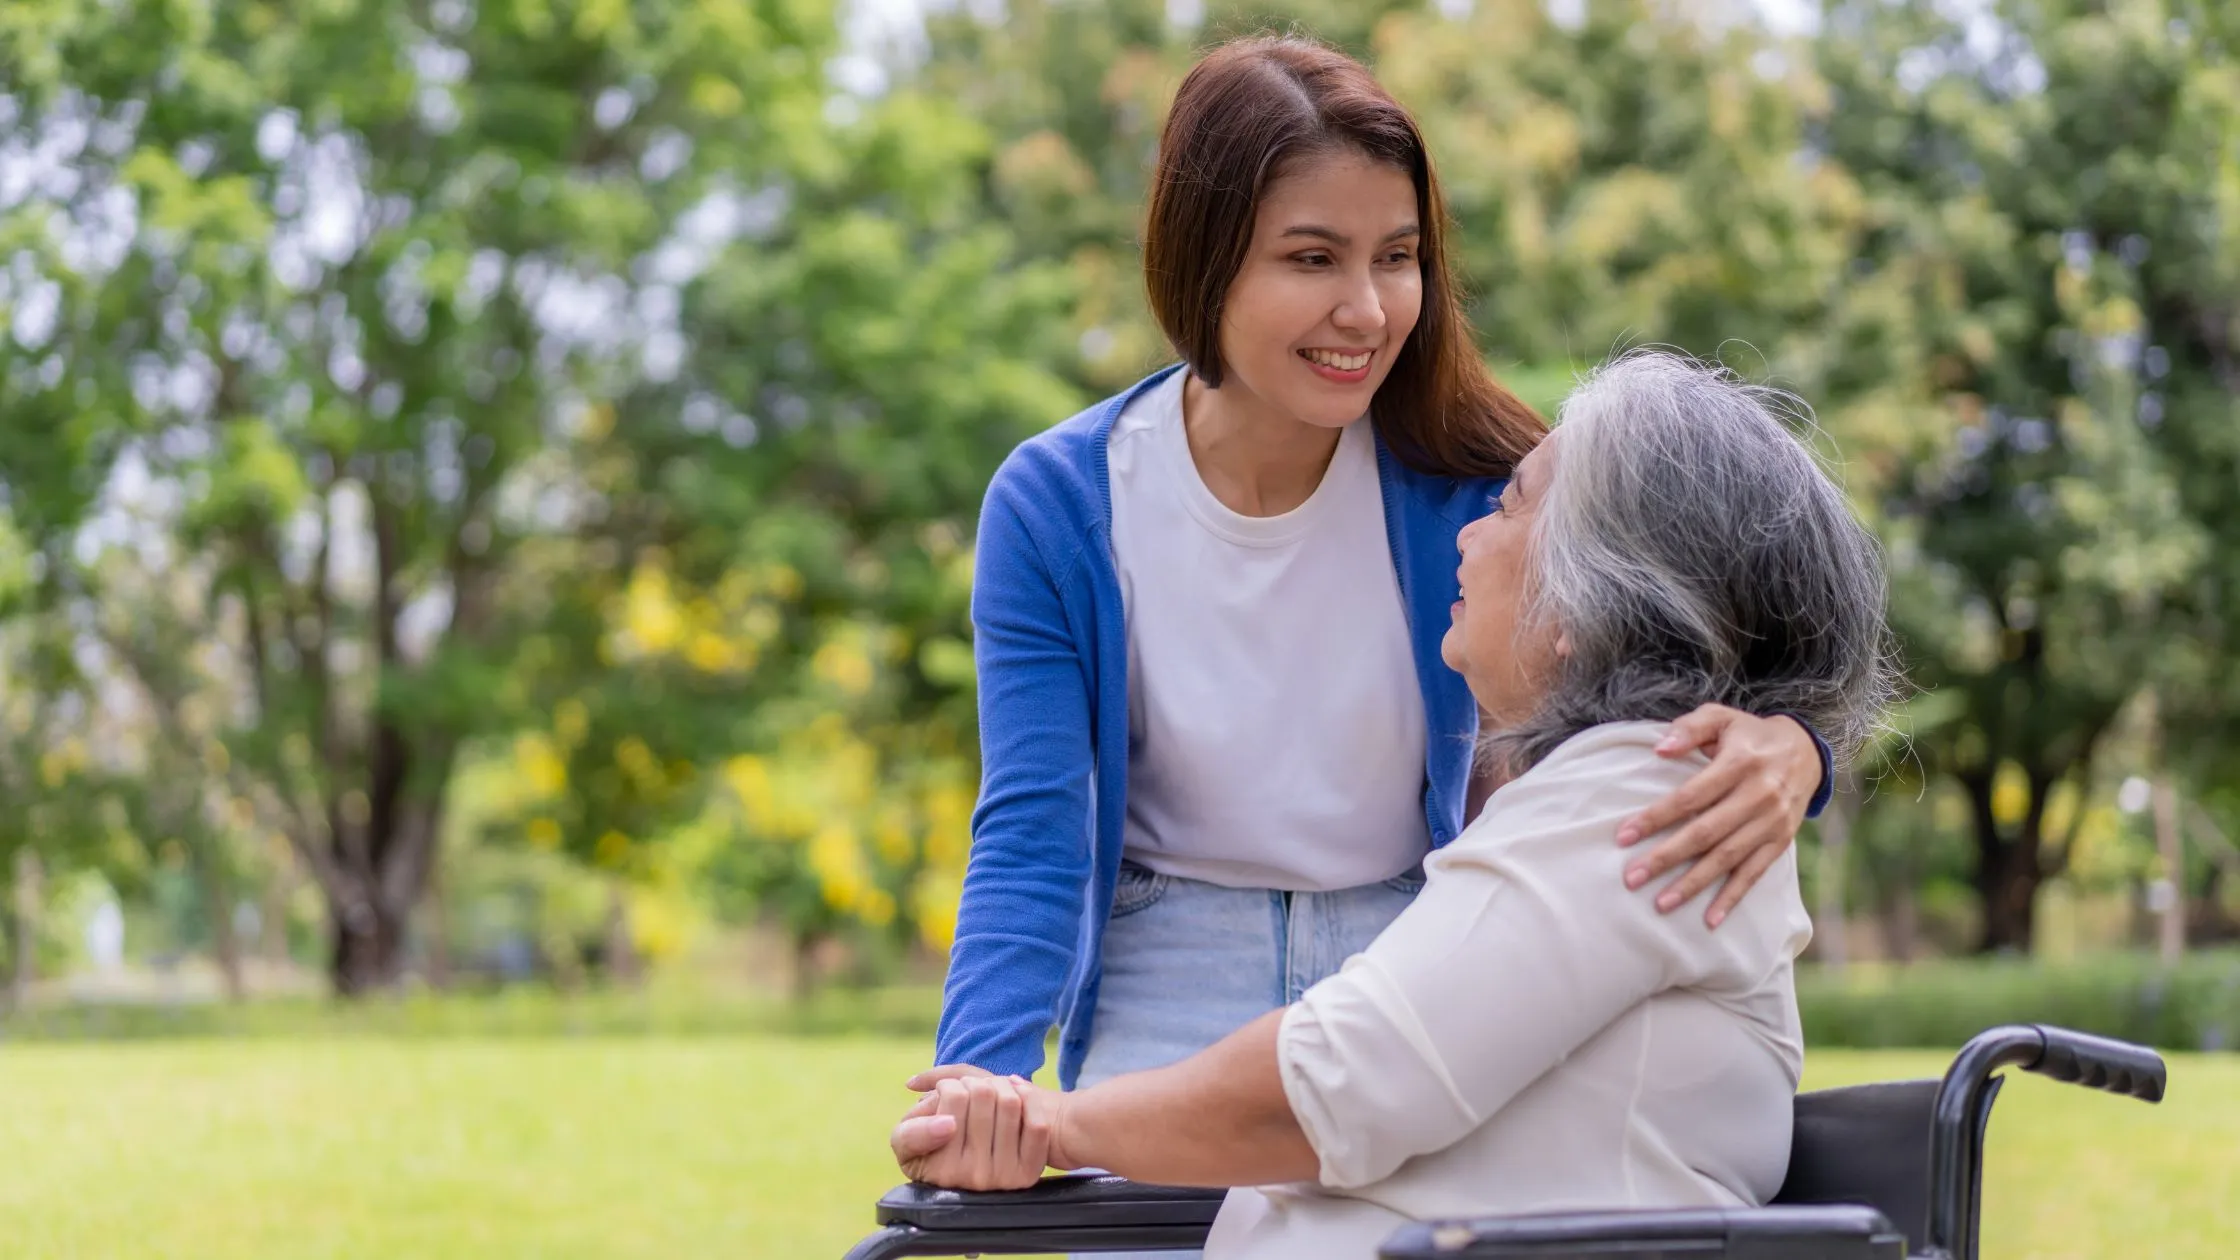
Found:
[1616,705,1822,927]
[890,1074,1062,1191]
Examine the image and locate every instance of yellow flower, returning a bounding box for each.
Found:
[826,737,878,811]
[722,755,775,831]
[912,870,963,952]
[764,563,805,601]
[922,783,976,869]
[684,630,741,674]
[1990,762,2030,829]
[628,888,691,962]
[809,824,868,913]
[527,818,562,850]
[622,564,683,655]
[596,830,633,867]
[516,734,568,798]
[616,736,663,792]
[873,810,914,864]
[813,638,875,697]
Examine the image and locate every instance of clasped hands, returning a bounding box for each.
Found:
[889,1064,1074,1191]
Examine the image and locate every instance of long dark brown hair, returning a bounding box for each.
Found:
[1142,35,1544,478]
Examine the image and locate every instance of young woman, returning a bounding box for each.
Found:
[927,37,1831,1101]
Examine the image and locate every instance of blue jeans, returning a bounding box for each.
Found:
[1073,860,1423,1259]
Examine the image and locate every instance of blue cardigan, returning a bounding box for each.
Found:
[934,366,1829,1087]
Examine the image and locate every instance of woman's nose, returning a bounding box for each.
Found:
[1331,269,1386,334]
[1456,516,1482,553]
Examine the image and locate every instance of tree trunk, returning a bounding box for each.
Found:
[419,856,452,991]
[260,836,296,969]
[193,853,246,1004]
[1877,878,1918,964]
[8,848,39,1009]
[602,880,641,988]
[791,928,819,1003]
[1962,767,2052,955]
[1813,771,1860,971]
[2152,777,2186,964]
[302,753,450,998]
[1974,840,2041,954]
[329,894,413,997]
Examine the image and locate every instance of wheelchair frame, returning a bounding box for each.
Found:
[846,1024,2166,1260]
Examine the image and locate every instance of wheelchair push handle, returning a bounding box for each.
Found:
[1925,1024,2165,1260]
[2021,1024,2165,1102]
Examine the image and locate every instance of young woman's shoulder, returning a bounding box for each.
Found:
[985,368,1180,521]
[979,370,1177,581]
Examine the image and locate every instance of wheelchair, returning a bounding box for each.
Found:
[848,1023,2165,1260]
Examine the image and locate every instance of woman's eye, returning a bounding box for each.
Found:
[1294,252,1333,267]
[1383,250,1414,264]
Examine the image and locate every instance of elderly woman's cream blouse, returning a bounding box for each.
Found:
[1204,721,1815,1260]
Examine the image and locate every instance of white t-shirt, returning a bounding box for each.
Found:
[1109,369,1429,892]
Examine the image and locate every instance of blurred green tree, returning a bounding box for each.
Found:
[1807,0,2240,950]
[0,0,1074,994]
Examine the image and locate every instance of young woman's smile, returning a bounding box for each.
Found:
[1299,346,1375,384]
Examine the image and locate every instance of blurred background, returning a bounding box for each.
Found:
[0,1,2234,1257]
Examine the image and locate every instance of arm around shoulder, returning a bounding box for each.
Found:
[1277,724,1811,1188]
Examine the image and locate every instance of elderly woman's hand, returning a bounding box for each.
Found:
[890,1073,1064,1191]
[1615,705,1823,927]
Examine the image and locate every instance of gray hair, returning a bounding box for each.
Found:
[1481,350,1901,775]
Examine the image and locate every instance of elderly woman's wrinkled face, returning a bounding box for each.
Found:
[1442,433,1563,723]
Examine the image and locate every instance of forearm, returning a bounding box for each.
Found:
[934,898,1081,1075]
[1053,1009,1316,1187]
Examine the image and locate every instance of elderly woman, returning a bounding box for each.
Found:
[889,351,1897,1259]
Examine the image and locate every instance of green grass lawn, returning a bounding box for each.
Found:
[0,1036,2232,1259]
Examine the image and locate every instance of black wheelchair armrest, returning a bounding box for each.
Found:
[1377,1204,1906,1260]
[847,1173,1224,1259]
[875,1172,1227,1230]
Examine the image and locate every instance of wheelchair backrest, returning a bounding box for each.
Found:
[1774,1076,1997,1255]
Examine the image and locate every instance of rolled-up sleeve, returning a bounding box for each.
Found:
[1275,725,1811,1189]
[1281,952,1488,1188]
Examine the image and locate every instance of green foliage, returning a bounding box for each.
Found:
[1800,951,2240,1052]
[1801,0,2240,948]
[910,0,2240,956]
[0,0,1077,990]
[0,0,2234,990]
